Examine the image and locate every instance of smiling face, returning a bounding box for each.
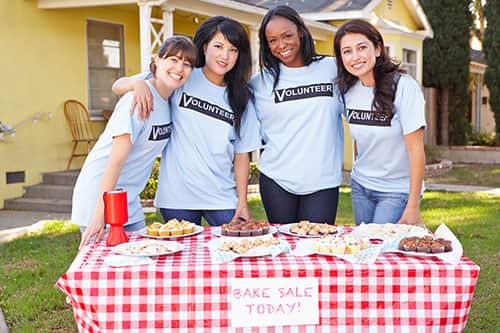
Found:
[202,31,239,86]
[154,53,193,90]
[339,33,381,86]
[265,16,304,68]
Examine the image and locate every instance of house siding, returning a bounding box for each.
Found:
[0,1,141,208]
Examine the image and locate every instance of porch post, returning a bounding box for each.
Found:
[249,25,260,162]
[249,26,260,75]
[138,2,152,72]
[475,73,483,131]
[162,6,174,39]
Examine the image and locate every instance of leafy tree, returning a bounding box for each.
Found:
[483,0,500,145]
[470,0,485,42]
[421,0,472,145]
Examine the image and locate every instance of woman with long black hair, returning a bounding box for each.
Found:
[113,17,261,226]
[251,5,344,225]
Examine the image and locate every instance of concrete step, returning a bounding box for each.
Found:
[4,198,72,213]
[41,171,79,186]
[23,184,74,200]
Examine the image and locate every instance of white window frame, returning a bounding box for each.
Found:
[383,42,393,58]
[86,18,126,120]
[401,46,421,82]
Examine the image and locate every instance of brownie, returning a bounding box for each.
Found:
[258,220,270,234]
[416,239,431,253]
[399,236,453,254]
[436,238,453,252]
[430,241,445,253]
[239,224,251,237]
[226,229,240,237]
[399,237,418,251]
[250,226,263,236]
[220,218,270,237]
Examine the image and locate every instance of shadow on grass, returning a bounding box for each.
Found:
[0,222,79,333]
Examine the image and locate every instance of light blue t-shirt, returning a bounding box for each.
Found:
[71,81,172,227]
[251,57,344,195]
[154,68,262,209]
[344,74,426,193]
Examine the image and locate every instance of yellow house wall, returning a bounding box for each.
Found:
[0,1,140,208]
[374,0,419,31]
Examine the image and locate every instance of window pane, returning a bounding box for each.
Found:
[89,68,122,110]
[402,49,417,79]
[87,20,124,117]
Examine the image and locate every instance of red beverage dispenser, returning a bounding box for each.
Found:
[103,189,129,246]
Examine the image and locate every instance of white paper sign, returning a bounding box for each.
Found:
[230,277,319,328]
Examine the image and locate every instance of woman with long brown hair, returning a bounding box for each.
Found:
[334,19,426,226]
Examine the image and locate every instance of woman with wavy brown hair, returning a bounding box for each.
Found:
[334,19,426,226]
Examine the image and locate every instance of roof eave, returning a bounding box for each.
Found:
[301,0,381,21]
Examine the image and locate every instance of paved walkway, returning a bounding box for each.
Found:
[425,183,500,195]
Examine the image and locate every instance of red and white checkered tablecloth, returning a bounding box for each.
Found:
[56,227,479,333]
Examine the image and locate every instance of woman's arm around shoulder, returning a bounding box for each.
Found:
[112,73,154,119]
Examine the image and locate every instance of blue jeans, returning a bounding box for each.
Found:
[79,220,146,233]
[160,208,235,226]
[350,178,409,225]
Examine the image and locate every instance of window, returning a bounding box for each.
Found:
[86,20,125,118]
[402,48,417,79]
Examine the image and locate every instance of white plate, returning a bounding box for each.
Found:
[217,237,287,257]
[278,223,342,238]
[139,225,204,239]
[112,240,184,257]
[211,226,277,237]
[297,238,373,256]
[350,223,431,241]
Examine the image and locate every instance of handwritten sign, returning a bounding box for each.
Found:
[230,277,319,327]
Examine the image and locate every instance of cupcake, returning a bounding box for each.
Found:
[146,223,160,236]
[181,220,195,234]
[170,227,183,236]
[158,224,171,237]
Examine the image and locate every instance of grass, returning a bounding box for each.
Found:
[0,221,81,332]
[0,190,499,332]
[426,163,500,187]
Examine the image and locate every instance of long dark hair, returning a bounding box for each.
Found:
[194,16,253,135]
[259,5,320,89]
[334,19,405,119]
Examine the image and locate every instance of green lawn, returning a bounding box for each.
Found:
[0,189,498,332]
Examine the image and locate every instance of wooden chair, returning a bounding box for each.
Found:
[63,99,98,170]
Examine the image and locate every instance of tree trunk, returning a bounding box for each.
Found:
[440,87,450,146]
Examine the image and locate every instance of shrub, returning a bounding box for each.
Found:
[466,130,497,146]
[140,157,160,200]
[248,162,259,184]
[140,159,260,200]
